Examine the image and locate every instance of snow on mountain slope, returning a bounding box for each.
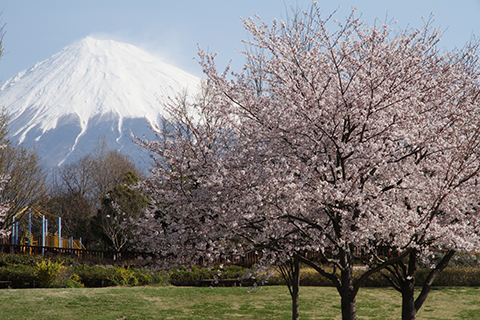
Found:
[0,37,200,166]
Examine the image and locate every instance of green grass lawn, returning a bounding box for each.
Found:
[0,286,480,319]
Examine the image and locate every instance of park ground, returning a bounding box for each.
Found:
[0,286,480,319]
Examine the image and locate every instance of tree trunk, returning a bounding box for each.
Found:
[414,250,455,312]
[278,258,301,320]
[398,249,455,320]
[339,247,357,320]
[400,249,417,320]
[291,258,300,320]
[401,280,416,320]
[340,296,357,320]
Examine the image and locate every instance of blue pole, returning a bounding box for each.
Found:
[41,215,45,255]
[28,212,32,246]
[15,221,18,245]
[58,217,62,248]
[11,216,15,245]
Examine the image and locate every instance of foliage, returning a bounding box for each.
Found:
[108,266,139,286]
[0,253,46,267]
[47,139,141,249]
[266,265,480,288]
[419,252,480,267]
[0,258,83,288]
[0,264,38,288]
[414,266,480,287]
[43,187,94,243]
[107,266,159,286]
[36,259,67,288]
[92,171,148,251]
[71,265,116,287]
[0,108,46,235]
[168,265,251,286]
[72,264,164,287]
[0,254,162,288]
[0,143,47,215]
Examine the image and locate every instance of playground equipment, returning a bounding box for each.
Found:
[11,206,85,254]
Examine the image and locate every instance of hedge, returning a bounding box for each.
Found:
[2,252,480,289]
[0,253,166,288]
[266,266,480,287]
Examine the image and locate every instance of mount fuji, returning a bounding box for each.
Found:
[0,37,200,167]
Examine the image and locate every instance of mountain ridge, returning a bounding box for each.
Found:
[0,37,200,166]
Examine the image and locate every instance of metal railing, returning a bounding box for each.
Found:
[0,243,154,261]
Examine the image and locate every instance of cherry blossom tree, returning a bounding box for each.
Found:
[135,5,480,320]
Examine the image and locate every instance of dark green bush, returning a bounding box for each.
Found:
[0,253,45,267]
[267,267,334,286]
[361,270,392,287]
[72,265,165,287]
[168,266,213,286]
[168,265,251,286]
[0,254,163,288]
[266,265,480,288]
[130,268,166,286]
[108,267,141,286]
[4,252,479,289]
[415,266,480,287]
[0,264,38,288]
[105,266,164,286]
[72,265,116,287]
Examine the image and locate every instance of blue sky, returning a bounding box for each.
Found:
[0,0,479,83]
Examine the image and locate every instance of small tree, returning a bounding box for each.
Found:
[48,139,141,248]
[0,109,47,232]
[93,171,148,251]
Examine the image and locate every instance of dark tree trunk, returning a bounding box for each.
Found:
[278,258,301,320]
[414,250,455,312]
[394,249,455,320]
[400,249,418,320]
[340,296,357,320]
[291,258,300,320]
[338,247,357,320]
[401,278,417,320]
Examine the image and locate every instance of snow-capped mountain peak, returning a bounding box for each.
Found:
[0,37,200,166]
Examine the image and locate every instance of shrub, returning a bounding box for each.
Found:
[72,265,116,287]
[168,265,252,286]
[415,266,480,287]
[168,266,209,286]
[0,254,164,288]
[0,264,38,288]
[266,265,480,287]
[267,267,334,286]
[36,260,66,288]
[108,267,139,286]
[130,268,166,286]
[62,272,84,288]
[0,253,45,267]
